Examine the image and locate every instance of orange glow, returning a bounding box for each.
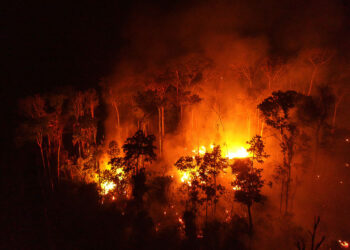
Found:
[339,240,349,248]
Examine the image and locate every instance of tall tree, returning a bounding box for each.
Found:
[258,90,302,214]
[297,86,335,171]
[201,146,228,216]
[261,58,285,90]
[303,49,333,96]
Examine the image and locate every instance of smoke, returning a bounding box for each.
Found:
[99,0,350,247]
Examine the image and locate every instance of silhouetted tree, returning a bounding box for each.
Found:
[201,145,228,216]
[231,158,264,234]
[258,90,302,214]
[296,216,326,250]
[122,130,156,175]
[247,135,269,166]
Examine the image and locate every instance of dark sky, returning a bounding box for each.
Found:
[3,0,350,96]
[4,0,128,96]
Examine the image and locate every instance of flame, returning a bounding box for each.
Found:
[232,185,241,191]
[339,240,349,248]
[226,147,249,159]
[180,171,192,186]
[101,180,116,195]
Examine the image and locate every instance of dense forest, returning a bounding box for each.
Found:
[3,0,350,249]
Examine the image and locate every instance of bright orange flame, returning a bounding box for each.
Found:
[226,147,249,159]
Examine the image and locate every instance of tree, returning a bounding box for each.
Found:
[175,155,204,212]
[19,94,54,188]
[84,89,99,119]
[297,86,335,171]
[296,216,326,250]
[258,90,302,214]
[247,135,269,166]
[122,130,156,175]
[175,146,228,222]
[201,146,228,216]
[231,158,264,233]
[146,72,171,156]
[261,58,285,90]
[303,49,333,96]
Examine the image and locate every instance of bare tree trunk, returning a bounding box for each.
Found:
[158,107,162,156]
[161,106,165,136]
[115,105,120,129]
[39,146,46,171]
[307,67,318,96]
[332,94,344,132]
[57,141,61,181]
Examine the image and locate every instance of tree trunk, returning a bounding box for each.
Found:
[158,107,162,156]
[161,106,165,136]
[57,141,61,181]
[332,94,344,132]
[39,145,46,171]
[115,105,120,128]
[307,67,318,96]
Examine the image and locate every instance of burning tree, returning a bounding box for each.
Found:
[175,146,228,223]
[200,146,228,216]
[175,155,204,213]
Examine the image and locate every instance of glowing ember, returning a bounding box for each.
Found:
[101,180,116,195]
[226,147,249,159]
[178,217,184,224]
[232,185,241,191]
[339,240,349,248]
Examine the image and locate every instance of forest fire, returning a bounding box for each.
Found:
[7,0,350,248]
[100,180,116,195]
